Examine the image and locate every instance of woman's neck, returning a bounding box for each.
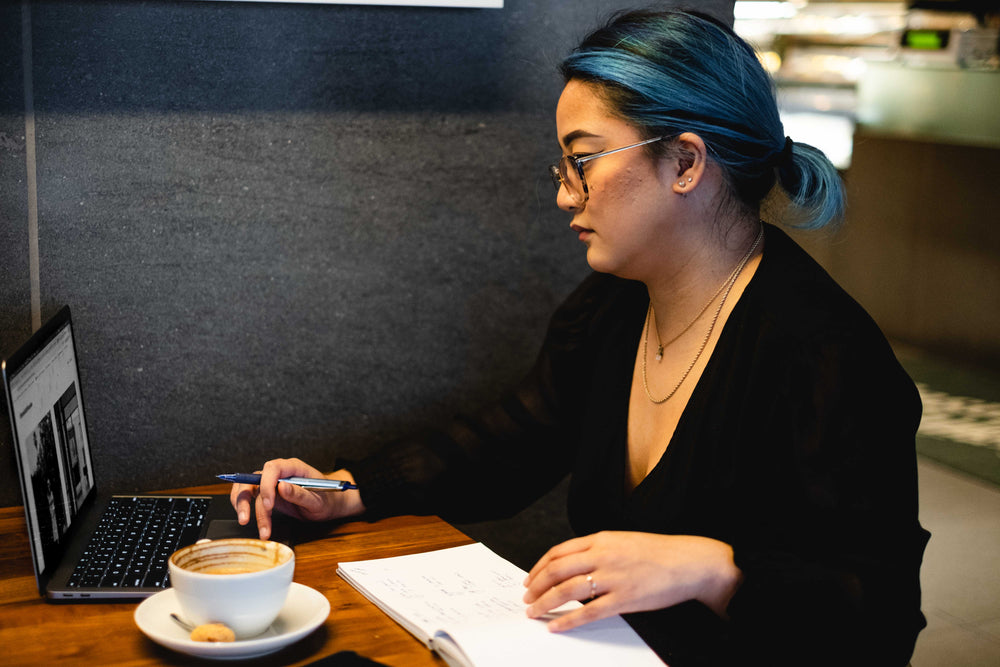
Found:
[644,220,762,345]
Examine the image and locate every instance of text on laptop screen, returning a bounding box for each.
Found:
[7,319,95,575]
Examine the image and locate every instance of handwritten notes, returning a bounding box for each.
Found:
[337,543,664,667]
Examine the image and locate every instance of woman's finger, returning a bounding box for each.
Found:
[524,534,593,586]
[273,478,327,517]
[231,485,256,524]
[254,491,272,540]
[523,551,593,604]
[545,592,617,633]
[526,569,602,617]
[253,460,300,539]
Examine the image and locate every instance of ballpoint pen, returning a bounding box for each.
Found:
[217,473,358,491]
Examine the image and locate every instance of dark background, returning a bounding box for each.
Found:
[0,0,735,568]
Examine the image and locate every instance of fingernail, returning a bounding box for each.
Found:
[238,510,247,523]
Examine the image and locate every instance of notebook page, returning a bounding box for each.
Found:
[336,543,663,666]
[337,543,528,646]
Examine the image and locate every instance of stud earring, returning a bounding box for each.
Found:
[687,177,693,182]
[678,180,685,187]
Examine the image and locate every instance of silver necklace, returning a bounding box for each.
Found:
[641,226,763,405]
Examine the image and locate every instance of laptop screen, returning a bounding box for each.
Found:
[3,307,95,584]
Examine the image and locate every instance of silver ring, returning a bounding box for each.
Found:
[586,574,596,600]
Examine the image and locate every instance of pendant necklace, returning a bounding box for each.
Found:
[650,274,730,361]
[642,226,763,405]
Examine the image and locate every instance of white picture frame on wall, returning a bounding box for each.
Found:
[206,1,503,7]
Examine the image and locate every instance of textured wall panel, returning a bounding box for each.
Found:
[0,0,735,566]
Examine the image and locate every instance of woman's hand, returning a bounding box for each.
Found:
[229,457,365,540]
[522,531,743,632]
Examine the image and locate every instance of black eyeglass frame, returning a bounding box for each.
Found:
[549,135,671,205]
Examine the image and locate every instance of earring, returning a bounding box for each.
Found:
[687,177,693,182]
[678,180,685,187]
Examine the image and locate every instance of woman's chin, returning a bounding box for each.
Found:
[585,250,619,276]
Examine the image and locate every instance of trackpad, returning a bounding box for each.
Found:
[205,517,296,546]
[205,520,259,540]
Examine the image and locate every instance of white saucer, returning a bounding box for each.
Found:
[134,582,330,660]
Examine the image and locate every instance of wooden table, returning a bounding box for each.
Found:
[0,484,474,666]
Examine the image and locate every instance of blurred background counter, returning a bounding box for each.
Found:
[735,0,1000,366]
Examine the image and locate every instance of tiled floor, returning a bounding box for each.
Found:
[902,342,1000,666]
[912,457,1000,666]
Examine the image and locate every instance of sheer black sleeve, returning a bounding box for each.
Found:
[723,328,929,666]
[343,272,622,523]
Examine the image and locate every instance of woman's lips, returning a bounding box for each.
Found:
[570,223,592,241]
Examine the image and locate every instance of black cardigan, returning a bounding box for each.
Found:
[346,224,929,666]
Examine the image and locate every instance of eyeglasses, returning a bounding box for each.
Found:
[549,135,669,206]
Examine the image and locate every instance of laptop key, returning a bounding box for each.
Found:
[68,496,209,590]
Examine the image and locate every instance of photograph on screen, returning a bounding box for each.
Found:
[9,321,95,573]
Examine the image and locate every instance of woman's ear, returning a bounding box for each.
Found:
[670,132,708,196]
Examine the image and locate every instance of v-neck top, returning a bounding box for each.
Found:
[346,223,929,666]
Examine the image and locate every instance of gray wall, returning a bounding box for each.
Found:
[0,1,734,567]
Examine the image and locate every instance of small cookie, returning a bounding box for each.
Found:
[190,623,236,643]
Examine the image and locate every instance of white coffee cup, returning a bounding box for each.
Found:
[168,538,294,639]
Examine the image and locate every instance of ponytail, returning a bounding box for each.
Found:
[562,10,845,230]
[773,139,846,230]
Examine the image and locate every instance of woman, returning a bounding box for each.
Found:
[232,11,928,665]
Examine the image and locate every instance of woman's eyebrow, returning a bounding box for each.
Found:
[560,129,601,148]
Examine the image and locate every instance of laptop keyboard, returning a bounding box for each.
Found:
[68,496,210,589]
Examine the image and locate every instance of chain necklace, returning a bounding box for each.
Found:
[641,226,763,405]
[650,272,730,362]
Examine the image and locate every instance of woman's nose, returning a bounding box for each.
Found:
[556,183,582,212]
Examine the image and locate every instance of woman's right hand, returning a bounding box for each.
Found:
[229,457,366,540]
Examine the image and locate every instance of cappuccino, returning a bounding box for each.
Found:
[171,537,291,575]
[168,538,294,638]
[201,564,270,575]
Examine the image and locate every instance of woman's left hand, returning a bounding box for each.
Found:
[522,531,743,632]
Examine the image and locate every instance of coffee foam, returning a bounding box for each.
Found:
[172,539,291,575]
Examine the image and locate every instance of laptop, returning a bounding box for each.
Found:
[2,305,254,600]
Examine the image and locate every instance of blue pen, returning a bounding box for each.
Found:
[217,473,357,491]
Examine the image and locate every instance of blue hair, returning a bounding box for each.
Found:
[560,10,844,230]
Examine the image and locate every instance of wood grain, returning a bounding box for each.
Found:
[0,486,473,666]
